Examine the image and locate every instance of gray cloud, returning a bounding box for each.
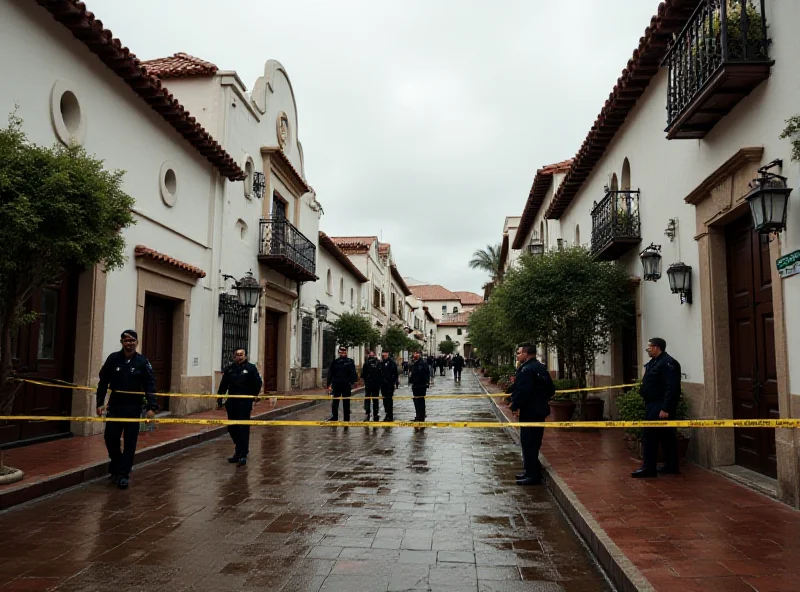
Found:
[91,0,660,292]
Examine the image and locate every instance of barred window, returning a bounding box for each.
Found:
[301,317,313,368]
[220,294,250,369]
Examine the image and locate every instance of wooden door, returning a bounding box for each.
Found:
[0,271,79,446]
[726,216,778,478]
[142,295,174,412]
[263,311,280,392]
[621,300,639,385]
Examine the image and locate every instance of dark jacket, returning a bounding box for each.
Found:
[509,358,553,419]
[452,354,465,369]
[218,361,262,408]
[327,356,358,387]
[380,358,399,386]
[361,356,382,388]
[640,352,681,415]
[96,350,158,412]
[408,358,430,389]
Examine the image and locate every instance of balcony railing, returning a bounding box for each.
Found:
[663,0,773,139]
[591,190,641,260]
[258,217,317,282]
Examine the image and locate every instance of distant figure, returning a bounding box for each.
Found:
[326,346,358,422]
[361,350,382,421]
[408,351,430,421]
[217,348,262,467]
[452,353,465,382]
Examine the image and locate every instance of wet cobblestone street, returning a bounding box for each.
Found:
[0,371,610,591]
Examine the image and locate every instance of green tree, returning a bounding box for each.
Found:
[381,325,410,356]
[0,113,135,422]
[467,297,516,365]
[329,312,380,350]
[468,244,502,282]
[496,247,632,415]
[437,340,457,355]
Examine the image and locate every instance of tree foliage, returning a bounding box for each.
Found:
[329,312,380,350]
[437,340,457,355]
[0,113,136,415]
[467,297,516,365]
[468,244,502,281]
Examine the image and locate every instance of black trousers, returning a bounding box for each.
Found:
[412,387,426,419]
[104,406,142,478]
[519,413,546,480]
[642,401,678,471]
[381,384,395,419]
[331,384,352,420]
[226,403,252,458]
[363,385,381,417]
[453,368,462,381]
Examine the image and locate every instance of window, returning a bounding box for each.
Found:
[445,335,452,341]
[610,173,619,192]
[575,224,580,246]
[159,162,178,207]
[391,293,397,315]
[442,305,447,315]
[220,295,250,369]
[453,306,459,314]
[327,270,333,295]
[373,287,381,308]
[244,158,255,198]
[457,328,463,336]
[381,292,386,308]
[621,158,631,190]
[339,278,344,303]
[37,288,59,360]
[350,288,354,308]
[301,317,313,368]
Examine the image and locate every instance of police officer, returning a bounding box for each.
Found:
[379,350,400,421]
[361,350,382,421]
[452,353,465,382]
[217,348,263,467]
[507,343,554,485]
[95,330,158,490]
[632,337,681,478]
[408,351,430,421]
[326,346,358,421]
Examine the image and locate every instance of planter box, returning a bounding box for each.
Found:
[549,401,576,422]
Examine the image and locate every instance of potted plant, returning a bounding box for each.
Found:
[616,384,690,460]
[582,393,605,421]
[549,379,577,421]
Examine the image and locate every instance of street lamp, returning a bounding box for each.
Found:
[639,243,662,282]
[666,262,692,305]
[745,160,792,234]
[221,270,261,309]
[315,302,329,322]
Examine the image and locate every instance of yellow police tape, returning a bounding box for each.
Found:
[0,415,798,429]
[15,378,639,401]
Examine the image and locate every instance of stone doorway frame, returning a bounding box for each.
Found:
[685,147,796,506]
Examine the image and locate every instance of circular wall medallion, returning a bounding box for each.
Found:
[50,80,86,145]
[277,112,289,148]
[159,161,178,207]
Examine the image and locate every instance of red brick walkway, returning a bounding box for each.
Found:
[480,374,800,592]
[0,390,332,510]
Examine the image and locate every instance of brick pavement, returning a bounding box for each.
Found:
[480,373,800,592]
[0,372,609,591]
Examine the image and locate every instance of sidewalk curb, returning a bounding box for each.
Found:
[0,397,324,512]
[477,375,653,592]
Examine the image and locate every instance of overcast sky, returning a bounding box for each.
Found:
[92,0,660,293]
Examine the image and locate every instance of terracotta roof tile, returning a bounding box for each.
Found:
[544,0,697,219]
[453,291,484,305]
[318,232,368,282]
[134,245,206,278]
[513,159,573,249]
[378,242,390,256]
[409,284,459,302]
[142,53,218,79]
[35,1,244,182]
[390,264,412,296]
[330,236,378,255]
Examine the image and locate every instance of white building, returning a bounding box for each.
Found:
[408,285,484,358]
[510,1,800,505]
[0,0,248,444]
[329,237,389,333]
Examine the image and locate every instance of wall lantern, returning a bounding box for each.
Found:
[315,301,329,322]
[745,159,792,234]
[639,243,662,282]
[666,262,692,305]
[528,239,545,256]
[222,270,261,309]
[252,171,266,200]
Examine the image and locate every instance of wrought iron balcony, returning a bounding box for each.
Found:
[258,217,317,282]
[663,0,773,140]
[591,190,641,260]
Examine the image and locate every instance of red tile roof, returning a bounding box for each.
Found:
[390,264,412,296]
[409,284,459,302]
[134,245,206,278]
[438,311,472,327]
[142,53,218,79]
[378,242,390,257]
[318,232,368,283]
[330,236,378,255]
[35,0,244,181]
[544,0,697,219]
[453,291,484,305]
[513,159,573,249]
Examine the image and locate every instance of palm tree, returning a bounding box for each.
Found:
[469,244,502,281]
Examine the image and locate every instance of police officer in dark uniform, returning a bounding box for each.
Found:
[95,330,158,490]
[379,350,399,421]
[452,353,465,382]
[361,350,382,421]
[408,351,430,421]
[632,337,681,478]
[326,346,358,421]
[217,348,263,466]
[507,343,554,485]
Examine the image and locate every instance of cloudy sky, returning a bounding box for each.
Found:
[92,0,660,293]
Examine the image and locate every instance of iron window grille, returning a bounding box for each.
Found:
[219,293,250,369]
[301,316,313,368]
